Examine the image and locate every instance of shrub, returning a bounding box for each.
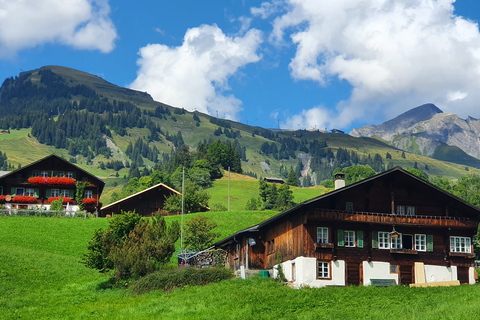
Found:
[129,267,234,295]
[184,216,220,251]
[109,215,180,278]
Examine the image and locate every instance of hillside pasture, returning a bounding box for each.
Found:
[1,216,480,319]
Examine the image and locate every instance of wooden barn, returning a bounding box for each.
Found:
[215,167,480,287]
[100,183,180,217]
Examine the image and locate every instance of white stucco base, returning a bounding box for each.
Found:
[363,261,399,286]
[424,265,456,283]
[273,257,345,288]
[4,203,80,213]
[469,266,476,284]
[271,258,475,288]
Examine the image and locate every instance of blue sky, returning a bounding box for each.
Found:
[1,0,480,133]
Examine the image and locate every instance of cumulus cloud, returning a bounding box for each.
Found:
[269,0,480,129]
[130,24,263,120]
[0,0,117,57]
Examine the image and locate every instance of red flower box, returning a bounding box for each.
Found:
[28,176,76,186]
[82,197,96,205]
[12,195,37,203]
[0,195,5,203]
[48,196,72,204]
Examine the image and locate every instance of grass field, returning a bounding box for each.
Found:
[2,215,480,319]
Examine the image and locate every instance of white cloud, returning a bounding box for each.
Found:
[267,0,480,129]
[130,24,263,120]
[0,0,117,57]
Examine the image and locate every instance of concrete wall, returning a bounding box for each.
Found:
[362,261,399,286]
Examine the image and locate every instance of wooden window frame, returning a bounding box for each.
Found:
[61,189,70,197]
[40,170,49,178]
[25,188,35,197]
[32,170,40,177]
[51,189,60,197]
[346,201,353,212]
[66,172,73,178]
[406,206,415,216]
[84,190,93,198]
[15,187,25,196]
[415,234,426,252]
[390,234,402,249]
[378,232,390,249]
[390,264,399,274]
[450,236,472,253]
[344,230,356,247]
[397,205,405,216]
[317,261,331,279]
[317,227,329,244]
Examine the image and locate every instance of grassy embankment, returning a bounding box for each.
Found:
[2,216,480,319]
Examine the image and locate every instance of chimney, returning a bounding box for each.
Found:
[334,173,345,190]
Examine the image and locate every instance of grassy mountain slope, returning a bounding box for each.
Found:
[1,66,478,206]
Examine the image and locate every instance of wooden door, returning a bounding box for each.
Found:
[457,267,469,284]
[400,265,414,285]
[347,262,361,286]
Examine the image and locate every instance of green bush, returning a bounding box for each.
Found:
[130,267,234,295]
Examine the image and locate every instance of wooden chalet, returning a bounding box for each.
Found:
[100,183,180,217]
[215,167,480,287]
[0,154,104,212]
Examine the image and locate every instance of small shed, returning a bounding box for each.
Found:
[263,177,284,184]
[100,183,180,217]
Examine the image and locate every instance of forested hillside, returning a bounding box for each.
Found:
[0,66,477,203]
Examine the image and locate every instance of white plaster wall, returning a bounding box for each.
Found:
[362,261,399,286]
[274,257,345,288]
[469,267,475,284]
[424,265,456,283]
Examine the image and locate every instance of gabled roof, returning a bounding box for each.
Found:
[215,166,480,247]
[0,154,105,194]
[101,182,180,211]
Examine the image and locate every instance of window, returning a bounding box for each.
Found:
[84,190,93,198]
[346,202,353,212]
[407,206,415,216]
[450,236,472,253]
[57,171,65,177]
[66,172,73,178]
[51,189,60,197]
[317,227,329,244]
[390,264,398,273]
[32,170,40,177]
[235,244,240,259]
[61,189,70,197]
[317,261,330,279]
[16,187,24,195]
[390,235,402,249]
[82,177,88,182]
[25,188,35,197]
[345,231,355,247]
[397,205,405,215]
[41,170,49,177]
[378,232,390,249]
[415,234,426,251]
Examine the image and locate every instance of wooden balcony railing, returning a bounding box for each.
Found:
[309,209,478,228]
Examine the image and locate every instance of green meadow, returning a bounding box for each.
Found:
[2,215,480,319]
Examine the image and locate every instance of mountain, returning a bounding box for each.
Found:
[0,66,478,203]
[350,104,480,168]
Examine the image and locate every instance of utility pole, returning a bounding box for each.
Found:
[228,166,230,211]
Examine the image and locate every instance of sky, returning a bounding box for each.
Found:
[1,0,480,133]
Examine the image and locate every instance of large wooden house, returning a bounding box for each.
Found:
[215,167,480,287]
[0,154,104,212]
[100,183,180,217]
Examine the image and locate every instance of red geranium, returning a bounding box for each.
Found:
[28,176,76,186]
[48,196,72,204]
[0,195,5,202]
[82,197,96,205]
[12,195,37,203]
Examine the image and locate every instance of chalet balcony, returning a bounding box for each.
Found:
[308,209,478,229]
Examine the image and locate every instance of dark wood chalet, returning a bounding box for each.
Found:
[100,183,180,217]
[0,154,104,212]
[215,167,480,287]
